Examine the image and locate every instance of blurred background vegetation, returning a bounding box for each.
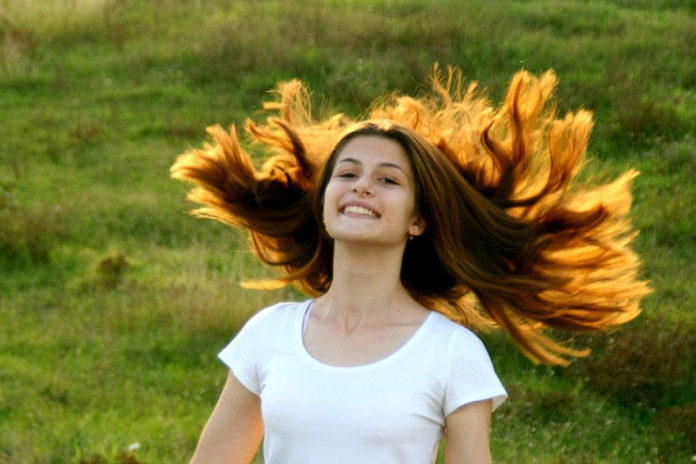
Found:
[1,0,694,462]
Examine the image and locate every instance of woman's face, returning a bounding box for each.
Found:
[322,135,424,247]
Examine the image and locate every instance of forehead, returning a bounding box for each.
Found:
[335,135,411,171]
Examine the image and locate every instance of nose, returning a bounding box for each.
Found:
[352,178,374,197]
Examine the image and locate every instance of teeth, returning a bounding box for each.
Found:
[343,205,378,218]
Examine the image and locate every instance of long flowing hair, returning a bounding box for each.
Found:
[170,66,650,365]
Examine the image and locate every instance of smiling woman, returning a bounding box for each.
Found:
[170,65,650,463]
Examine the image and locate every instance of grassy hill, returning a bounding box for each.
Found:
[1,0,694,462]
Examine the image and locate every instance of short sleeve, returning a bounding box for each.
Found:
[443,329,508,416]
[218,307,275,396]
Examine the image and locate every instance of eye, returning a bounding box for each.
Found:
[336,171,357,179]
[378,176,398,185]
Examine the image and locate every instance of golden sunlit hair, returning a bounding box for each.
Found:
[170,66,650,365]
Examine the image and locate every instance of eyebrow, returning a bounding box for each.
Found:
[336,157,409,176]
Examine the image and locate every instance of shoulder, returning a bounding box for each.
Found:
[219,300,308,347]
[426,312,489,353]
[426,313,508,413]
[237,299,308,334]
[218,300,308,366]
[423,312,500,375]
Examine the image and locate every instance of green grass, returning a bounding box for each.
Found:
[1,0,694,462]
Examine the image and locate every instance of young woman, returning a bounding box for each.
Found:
[171,67,649,463]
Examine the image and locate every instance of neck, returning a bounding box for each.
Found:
[314,241,414,331]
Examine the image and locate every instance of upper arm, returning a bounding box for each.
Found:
[189,371,264,464]
[444,399,493,464]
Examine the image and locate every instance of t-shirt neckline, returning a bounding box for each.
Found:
[296,299,434,371]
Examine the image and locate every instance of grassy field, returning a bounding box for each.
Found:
[1,0,694,462]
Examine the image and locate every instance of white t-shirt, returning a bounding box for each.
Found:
[219,300,507,464]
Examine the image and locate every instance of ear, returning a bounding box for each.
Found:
[409,217,425,237]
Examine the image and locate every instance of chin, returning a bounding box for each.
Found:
[333,234,406,248]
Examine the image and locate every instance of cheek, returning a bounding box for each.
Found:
[395,193,418,220]
[321,183,338,220]
[321,200,330,224]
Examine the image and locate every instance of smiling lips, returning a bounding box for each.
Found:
[342,205,380,218]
